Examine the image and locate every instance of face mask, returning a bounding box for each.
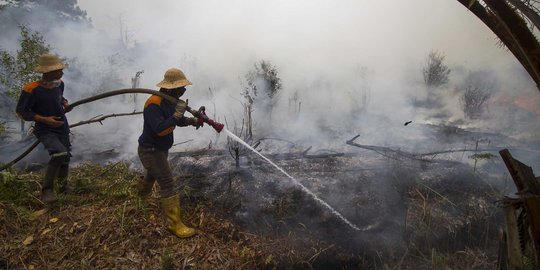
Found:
[41,79,61,89]
[51,79,62,88]
[161,88,185,99]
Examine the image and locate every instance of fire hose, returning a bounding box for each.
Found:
[0,88,224,171]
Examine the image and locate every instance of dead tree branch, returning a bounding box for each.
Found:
[66,88,204,118]
[346,135,429,161]
[418,148,501,157]
[302,146,344,158]
[70,112,142,128]
[1,88,210,171]
[0,140,40,171]
[456,0,540,91]
[172,139,194,147]
[254,137,297,147]
[346,135,501,162]
[0,111,143,171]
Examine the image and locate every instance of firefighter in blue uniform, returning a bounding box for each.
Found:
[137,68,204,238]
[16,53,72,203]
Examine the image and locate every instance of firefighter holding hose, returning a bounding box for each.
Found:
[16,53,73,204]
[136,67,222,238]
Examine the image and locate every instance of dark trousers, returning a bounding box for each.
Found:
[137,145,176,198]
[36,133,71,191]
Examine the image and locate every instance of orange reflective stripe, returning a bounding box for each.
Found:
[22,81,40,93]
[144,95,162,108]
[157,126,175,136]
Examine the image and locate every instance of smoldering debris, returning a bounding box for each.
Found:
[1,120,523,269]
[168,132,505,265]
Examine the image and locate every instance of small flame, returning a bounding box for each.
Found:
[493,93,540,115]
[512,94,540,115]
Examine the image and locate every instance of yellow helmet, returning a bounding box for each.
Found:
[156,68,192,89]
[34,53,66,73]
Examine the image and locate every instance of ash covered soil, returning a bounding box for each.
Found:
[3,125,535,269]
[170,141,508,269]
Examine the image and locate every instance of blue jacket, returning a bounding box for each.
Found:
[15,81,69,135]
[138,95,189,151]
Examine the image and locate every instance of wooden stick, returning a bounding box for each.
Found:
[503,205,524,269]
[0,111,143,171]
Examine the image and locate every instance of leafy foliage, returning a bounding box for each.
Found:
[0,122,7,135]
[0,25,50,100]
[0,169,40,210]
[245,60,282,113]
[239,60,282,138]
[459,71,497,119]
[0,0,88,23]
[423,50,450,89]
[415,50,451,108]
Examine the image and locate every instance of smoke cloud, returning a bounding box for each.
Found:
[0,0,537,168]
[2,2,539,263]
[73,0,538,145]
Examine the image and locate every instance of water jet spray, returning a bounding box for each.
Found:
[222,128,362,231]
[2,88,361,233]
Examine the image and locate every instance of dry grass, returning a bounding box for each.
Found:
[0,162,357,269]
[0,161,501,269]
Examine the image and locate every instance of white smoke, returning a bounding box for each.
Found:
[1,0,538,169]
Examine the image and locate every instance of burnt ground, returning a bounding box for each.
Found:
[2,123,535,269]
[169,143,506,269]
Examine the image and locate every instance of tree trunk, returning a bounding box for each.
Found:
[506,0,540,30]
[456,0,540,92]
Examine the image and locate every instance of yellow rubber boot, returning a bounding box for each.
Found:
[160,194,195,238]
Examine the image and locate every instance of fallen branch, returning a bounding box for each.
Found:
[0,140,40,171]
[0,111,142,171]
[172,139,194,147]
[302,147,344,158]
[253,137,298,147]
[418,148,501,157]
[0,133,36,151]
[346,135,428,162]
[346,134,502,162]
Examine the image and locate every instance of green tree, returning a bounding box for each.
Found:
[0,25,50,138]
[424,50,450,107]
[423,50,450,89]
[459,71,497,119]
[0,0,87,23]
[0,24,50,100]
[245,60,282,115]
[241,60,282,137]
